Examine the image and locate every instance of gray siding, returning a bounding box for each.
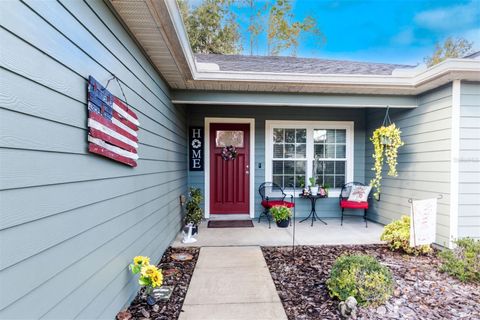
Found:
[365,84,452,246]
[0,1,186,319]
[458,82,480,239]
[187,105,366,218]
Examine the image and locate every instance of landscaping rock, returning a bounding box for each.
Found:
[124,247,199,320]
[338,296,357,319]
[262,245,480,320]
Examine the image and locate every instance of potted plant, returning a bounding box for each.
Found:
[320,183,330,197]
[369,123,404,200]
[185,187,203,234]
[270,205,292,228]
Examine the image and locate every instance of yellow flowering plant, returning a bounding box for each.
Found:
[369,124,404,200]
[129,256,163,292]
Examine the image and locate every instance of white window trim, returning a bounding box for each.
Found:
[265,120,354,197]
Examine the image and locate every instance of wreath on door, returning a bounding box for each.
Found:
[221,145,238,160]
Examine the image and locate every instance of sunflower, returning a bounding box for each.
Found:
[141,264,159,278]
[133,256,150,266]
[151,270,163,288]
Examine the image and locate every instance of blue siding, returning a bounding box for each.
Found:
[365,84,453,246]
[458,81,480,239]
[0,1,186,319]
[187,105,366,218]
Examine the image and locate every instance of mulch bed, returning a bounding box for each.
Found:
[262,245,480,320]
[120,247,199,320]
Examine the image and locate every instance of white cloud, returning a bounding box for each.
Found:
[414,1,480,31]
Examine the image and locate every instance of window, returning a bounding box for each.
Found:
[266,121,354,196]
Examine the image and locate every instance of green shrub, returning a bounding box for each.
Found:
[326,255,394,306]
[380,215,432,255]
[270,205,291,222]
[185,187,203,225]
[439,237,480,283]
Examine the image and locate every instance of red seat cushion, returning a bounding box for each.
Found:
[261,200,295,209]
[340,199,369,209]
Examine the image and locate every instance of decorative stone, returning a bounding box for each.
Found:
[171,252,193,261]
[116,310,132,320]
[376,305,387,315]
[152,304,160,313]
[338,296,357,319]
[140,307,150,318]
[163,268,180,277]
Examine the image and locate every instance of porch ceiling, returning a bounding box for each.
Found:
[109,0,480,95]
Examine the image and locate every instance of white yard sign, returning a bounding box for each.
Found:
[410,198,437,247]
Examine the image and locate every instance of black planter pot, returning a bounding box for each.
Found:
[276,218,290,228]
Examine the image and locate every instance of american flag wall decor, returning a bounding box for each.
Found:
[87,76,140,167]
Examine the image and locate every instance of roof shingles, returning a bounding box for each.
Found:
[195,53,415,75]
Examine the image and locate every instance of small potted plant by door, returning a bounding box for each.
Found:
[270,205,292,228]
[309,177,318,195]
[185,187,203,234]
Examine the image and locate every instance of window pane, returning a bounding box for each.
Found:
[315,161,324,174]
[273,161,283,174]
[336,144,346,158]
[273,129,284,143]
[296,175,305,188]
[284,161,294,174]
[314,129,326,143]
[273,175,283,187]
[335,161,346,174]
[285,144,295,158]
[296,144,306,158]
[335,175,345,188]
[326,130,335,143]
[324,176,335,187]
[285,129,295,143]
[314,144,324,158]
[325,161,334,174]
[336,130,346,143]
[284,176,294,188]
[273,144,284,158]
[295,161,306,174]
[325,144,335,158]
[216,130,244,147]
[296,129,306,143]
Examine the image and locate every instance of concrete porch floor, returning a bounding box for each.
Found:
[172,217,384,247]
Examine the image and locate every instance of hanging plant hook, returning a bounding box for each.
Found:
[382,105,392,127]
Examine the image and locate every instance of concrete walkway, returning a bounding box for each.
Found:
[179,247,288,320]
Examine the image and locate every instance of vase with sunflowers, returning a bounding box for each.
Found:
[130,256,164,305]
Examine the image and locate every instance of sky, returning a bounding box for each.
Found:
[191,0,480,65]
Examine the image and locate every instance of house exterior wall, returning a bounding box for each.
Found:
[187,105,367,218]
[0,1,187,319]
[458,82,480,239]
[365,84,453,246]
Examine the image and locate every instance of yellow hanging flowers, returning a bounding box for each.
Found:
[129,255,163,290]
[369,124,404,200]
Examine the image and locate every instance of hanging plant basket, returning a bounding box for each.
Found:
[380,135,392,146]
[369,107,404,200]
[221,145,238,161]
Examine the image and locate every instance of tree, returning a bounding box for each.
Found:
[424,37,474,67]
[178,0,242,54]
[267,0,325,56]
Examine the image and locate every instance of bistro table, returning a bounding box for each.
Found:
[300,194,328,226]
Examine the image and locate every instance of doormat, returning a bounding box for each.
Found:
[207,220,254,228]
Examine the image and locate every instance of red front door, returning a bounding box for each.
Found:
[210,123,250,214]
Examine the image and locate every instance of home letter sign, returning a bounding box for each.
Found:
[189,127,204,171]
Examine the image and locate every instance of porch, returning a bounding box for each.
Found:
[173,218,384,247]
